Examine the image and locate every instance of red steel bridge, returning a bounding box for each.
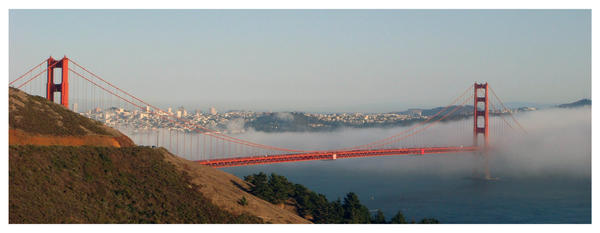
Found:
[10,56,526,178]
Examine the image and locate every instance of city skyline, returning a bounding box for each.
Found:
[9,10,591,112]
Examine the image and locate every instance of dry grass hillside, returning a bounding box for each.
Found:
[9,146,263,223]
[9,87,134,147]
[162,151,311,223]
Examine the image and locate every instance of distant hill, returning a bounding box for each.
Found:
[394,105,473,117]
[504,102,553,109]
[8,88,310,224]
[558,99,591,108]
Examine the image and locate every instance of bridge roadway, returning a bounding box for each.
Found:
[197,146,480,168]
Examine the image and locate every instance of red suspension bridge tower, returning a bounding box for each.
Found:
[473,82,491,179]
[473,82,489,147]
[46,56,69,108]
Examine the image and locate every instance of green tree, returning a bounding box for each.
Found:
[292,184,313,217]
[268,173,293,204]
[372,210,387,224]
[329,198,345,223]
[310,193,333,223]
[342,192,371,223]
[390,210,407,224]
[244,172,273,201]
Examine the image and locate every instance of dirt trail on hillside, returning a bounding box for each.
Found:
[9,129,133,147]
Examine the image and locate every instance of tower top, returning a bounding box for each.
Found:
[46,57,69,108]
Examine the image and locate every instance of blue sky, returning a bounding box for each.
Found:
[9,10,591,112]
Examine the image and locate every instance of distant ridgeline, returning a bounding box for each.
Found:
[246,107,474,133]
[557,99,591,108]
[247,98,591,133]
[244,172,439,224]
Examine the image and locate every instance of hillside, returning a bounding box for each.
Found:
[8,88,310,224]
[161,151,311,223]
[9,87,134,147]
[396,105,472,117]
[558,98,591,108]
[9,146,262,223]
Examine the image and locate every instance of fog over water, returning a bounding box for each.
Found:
[121,107,590,222]
[221,107,591,223]
[224,107,591,177]
[490,107,591,178]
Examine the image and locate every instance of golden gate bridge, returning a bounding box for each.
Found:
[9,56,527,179]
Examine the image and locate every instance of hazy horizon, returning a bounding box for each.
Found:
[9,10,591,112]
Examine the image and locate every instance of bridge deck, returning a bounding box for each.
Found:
[196,146,480,168]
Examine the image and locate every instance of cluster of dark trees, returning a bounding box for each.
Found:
[244,172,439,224]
